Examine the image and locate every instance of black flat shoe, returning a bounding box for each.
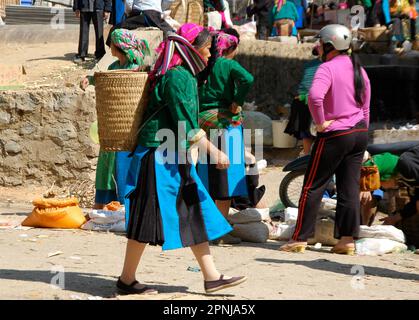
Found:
[204,275,247,293]
[116,277,158,295]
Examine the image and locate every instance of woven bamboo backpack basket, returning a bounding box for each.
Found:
[94,70,149,151]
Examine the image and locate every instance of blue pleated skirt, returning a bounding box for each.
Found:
[197,125,248,200]
[124,146,233,251]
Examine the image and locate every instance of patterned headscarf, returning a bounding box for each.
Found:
[111,29,150,66]
[149,23,211,89]
[216,32,239,56]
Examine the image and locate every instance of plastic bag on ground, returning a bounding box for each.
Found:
[359,225,405,243]
[89,209,125,224]
[269,222,295,240]
[81,220,126,232]
[356,238,408,256]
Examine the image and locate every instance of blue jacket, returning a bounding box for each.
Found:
[73,0,112,12]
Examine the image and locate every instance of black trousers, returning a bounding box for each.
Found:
[292,122,368,241]
[106,10,174,47]
[78,11,106,59]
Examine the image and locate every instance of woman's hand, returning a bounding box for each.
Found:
[316,120,334,132]
[216,151,230,169]
[245,150,256,165]
[230,102,242,114]
[360,191,372,205]
[80,77,89,90]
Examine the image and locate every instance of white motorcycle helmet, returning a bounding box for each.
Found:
[317,24,352,51]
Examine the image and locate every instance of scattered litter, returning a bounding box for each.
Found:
[19,234,29,238]
[70,295,83,300]
[187,266,200,272]
[314,243,322,249]
[69,256,82,260]
[257,159,267,171]
[14,225,34,231]
[0,221,14,229]
[269,199,285,215]
[48,251,63,258]
[24,238,38,242]
[87,296,103,300]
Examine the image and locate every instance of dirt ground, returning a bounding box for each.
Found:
[1,29,418,301]
[0,39,100,89]
[0,169,418,300]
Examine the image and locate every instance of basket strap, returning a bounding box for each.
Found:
[128,104,167,157]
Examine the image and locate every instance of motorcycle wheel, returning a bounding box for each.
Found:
[279,170,305,208]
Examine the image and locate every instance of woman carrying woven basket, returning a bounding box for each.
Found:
[196,31,255,245]
[117,23,247,295]
[81,29,150,208]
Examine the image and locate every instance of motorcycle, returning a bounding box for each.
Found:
[279,140,419,208]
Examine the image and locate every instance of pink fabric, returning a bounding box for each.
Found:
[178,23,205,42]
[153,23,205,72]
[216,32,239,56]
[308,54,371,132]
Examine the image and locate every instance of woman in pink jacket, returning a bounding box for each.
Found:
[280,24,371,255]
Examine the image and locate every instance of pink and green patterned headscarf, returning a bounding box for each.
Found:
[149,23,211,89]
[111,29,150,66]
[216,32,239,56]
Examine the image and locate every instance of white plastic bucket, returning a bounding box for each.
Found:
[272,120,297,148]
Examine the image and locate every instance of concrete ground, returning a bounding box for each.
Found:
[0,168,418,300]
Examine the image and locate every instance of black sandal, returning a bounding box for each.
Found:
[116,277,158,295]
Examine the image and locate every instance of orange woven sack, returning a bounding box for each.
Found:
[22,198,86,229]
[360,164,381,192]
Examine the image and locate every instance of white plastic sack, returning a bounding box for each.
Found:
[238,21,257,35]
[89,209,125,224]
[355,238,408,256]
[231,222,270,243]
[81,220,126,232]
[284,207,298,223]
[228,208,270,224]
[206,11,222,29]
[359,225,405,244]
[242,111,273,146]
[269,222,295,240]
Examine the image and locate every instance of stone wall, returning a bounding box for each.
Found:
[236,40,314,119]
[0,89,97,187]
[0,38,316,187]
